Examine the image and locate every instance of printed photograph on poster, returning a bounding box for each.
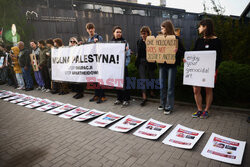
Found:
[25,99,52,109]
[59,107,90,119]
[3,93,21,101]
[46,104,76,115]
[10,94,28,104]
[109,115,146,133]
[201,133,246,165]
[88,112,123,127]
[36,101,63,112]
[73,109,105,122]
[17,97,39,106]
[133,118,172,140]
[0,91,14,99]
[162,124,204,149]
[183,51,216,88]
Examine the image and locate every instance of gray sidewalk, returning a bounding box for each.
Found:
[0,85,249,167]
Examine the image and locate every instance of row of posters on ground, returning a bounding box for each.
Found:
[0,90,246,165]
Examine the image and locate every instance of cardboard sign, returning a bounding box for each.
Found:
[146,35,178,64]
[3,93,19,101]
[183,51,216,88]
[17,97,39,106]
[133,118,172,140]
[0,91,14,99]
[30,54,39,71]
[109,115,146,133]
[46,104,76,115]
[25,99,52,109]
[88,112,123,127]
[162,124,204,149]
[10,94,28,104]
[201,133,246,165]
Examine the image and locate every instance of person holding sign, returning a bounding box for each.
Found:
[158,20,185,114]
[86,23,107,104]
[136,26,156,106]
[112,26,131,107]
[188,18,222,119]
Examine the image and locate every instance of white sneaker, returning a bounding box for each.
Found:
[114,100,122,105]
[45,89,51,93]
[122,101,129,108]
[17,87,22,90]
[41,87,46,92]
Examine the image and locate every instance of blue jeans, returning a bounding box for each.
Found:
[21,66,33,89]
[159,66,177,111]
[34,71,45,87]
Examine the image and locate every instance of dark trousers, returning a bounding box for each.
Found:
[75,83,85,94]
[40,65,51,89]
[117,66,130,101]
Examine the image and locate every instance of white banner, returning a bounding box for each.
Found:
[52,43,126,88]
[59,107,89,119]
[133,118,172,140]
[183,51,216,88]
[88,112,123,127]
[25,99,52,109]
[109,115,146,133]
[201,133,246,165]
[36,101,63,112]
[162,124,204,149]
[47,104,76,115]
[73,109,105,122]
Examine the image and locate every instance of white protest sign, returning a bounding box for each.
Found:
[25,99,52,109]
[59,107,89,119]
[162,124,204,149]
[36,101,63,112]
[109,115,146,133]
[17,96,39,106]
[52,43,125,88]
[133,118,172,140]
[10,94,28,104]
[0,91,14,99]
[201,133,246,165]
[46,104,76,115]
[88,112,124,127]
[73,109,105,122]
[3,93,21,101]
[183,51,216,88]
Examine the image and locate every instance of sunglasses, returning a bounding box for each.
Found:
[70,41,77,43]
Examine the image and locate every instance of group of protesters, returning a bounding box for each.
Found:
[0,18,222,119]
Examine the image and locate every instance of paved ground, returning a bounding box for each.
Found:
[0,84,249,167]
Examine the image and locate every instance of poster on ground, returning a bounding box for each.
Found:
[88,112,123,127]
[52,43,126,88]
[25,99,52,109]
[3,93,21,101]
[46,104,76,115]
[36,101,63,112]
[59,107,89,119]
[133,118,172,140]
[17,97,41,106]
[162,124,204,149]
[73,109,105,122]
[12,95,32,104]
[0,91,14,99]
[109,115,146,133]
[201,133,246,165]
[10,94,28,104]
[183,51,216,88]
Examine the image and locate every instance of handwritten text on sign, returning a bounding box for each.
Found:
[183,51,216,88]
[146,35,178,64]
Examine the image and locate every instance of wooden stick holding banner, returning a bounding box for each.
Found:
[146,35,178,64]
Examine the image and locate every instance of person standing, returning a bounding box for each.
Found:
[158,20,185,115]
[136,26,157,106]
[188,18,222,119]
[30,40,45,91]
[10,46,25,89]
[112,26,131,107]
[18,41,34,91]
[86,23,107,103]
[38,40,51,92]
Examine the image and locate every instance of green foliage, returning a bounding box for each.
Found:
[0,0,33,45]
